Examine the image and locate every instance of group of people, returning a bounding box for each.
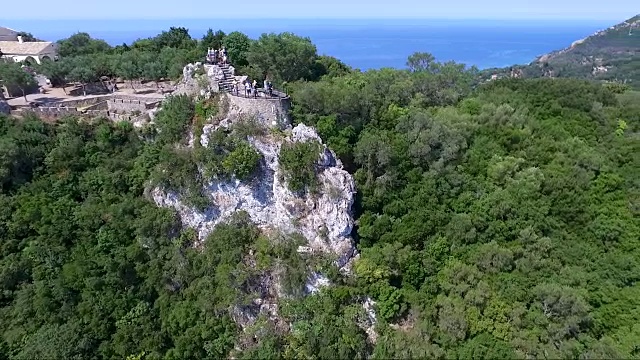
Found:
[206,47,228,65]
[230,79,275,98]
[204,48,278,98]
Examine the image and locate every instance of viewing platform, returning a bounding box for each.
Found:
[205,62,289,100]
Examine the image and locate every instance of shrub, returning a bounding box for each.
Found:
[154,94,194,144]
[222,142,261,180]
[279,140,321,193]
[233,114,266,138]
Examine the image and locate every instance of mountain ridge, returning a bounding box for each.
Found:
[484,14,640,87]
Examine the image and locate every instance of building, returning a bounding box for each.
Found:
[0,37,58,65]
[0,27,19,42]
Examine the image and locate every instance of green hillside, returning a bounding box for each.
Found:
[484,15,640,87]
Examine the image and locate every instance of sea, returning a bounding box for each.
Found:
[1,18,614,70]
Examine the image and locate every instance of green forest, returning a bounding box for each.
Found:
[1,26,640,359]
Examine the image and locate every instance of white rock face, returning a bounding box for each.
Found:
[152,123,358,269]
[362,297,378,343]
[305,272,331,294]
[207,65,225,81]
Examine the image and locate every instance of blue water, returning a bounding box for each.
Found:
[0,19,612,70]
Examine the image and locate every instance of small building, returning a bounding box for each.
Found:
[0,37,58,65]
[0,27,19,42]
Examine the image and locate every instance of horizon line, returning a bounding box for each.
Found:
[0,16,628,21]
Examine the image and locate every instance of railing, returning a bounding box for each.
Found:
[207,58,289,100]
[225,87,289,100]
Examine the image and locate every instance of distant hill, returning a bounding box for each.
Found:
[483,15,640,87]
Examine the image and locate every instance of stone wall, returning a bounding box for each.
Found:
[84,109,110,118]
[34,106,82,119]
[48,97,105,108]
[69,82,110,97]
[47,95,163,111]
[106,98,148,113]
[33,106,110,119]
[226,93,291,128]
[83,101,109,111]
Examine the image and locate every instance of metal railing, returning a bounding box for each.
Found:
[208,59,289,100]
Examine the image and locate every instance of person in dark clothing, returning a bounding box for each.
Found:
[267,81,273,97]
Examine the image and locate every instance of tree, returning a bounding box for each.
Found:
[57,32,112,57]
[200,29,226,53]
[116,53,140,92]
[89,53,117,79]
[16,31,42,42]
[247,32,318,84]
[223,31,252,67]
[68,66,97,96]
[312,55,352,80]
[143,61,166,89]
[36,57,72,93]
[407,52,436,72]
[0,62,37,101]
[154,27,196,50]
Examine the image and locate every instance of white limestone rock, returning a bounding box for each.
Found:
[305,272,330,294]
[362,297,378,343]
[152,123,358,270]
[207,65,225,81]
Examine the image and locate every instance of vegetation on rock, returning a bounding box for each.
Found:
[278,141,322,193]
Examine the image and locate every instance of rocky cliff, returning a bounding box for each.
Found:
[152,121,358,270]
[148,63,370,344]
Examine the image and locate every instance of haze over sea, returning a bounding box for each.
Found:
[2,18,613,70]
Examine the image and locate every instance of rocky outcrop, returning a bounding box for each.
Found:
[152,64,360,340]
[152,122,357,269]
[174,62,219,96]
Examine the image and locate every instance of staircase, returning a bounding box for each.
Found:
[217,64,235,93]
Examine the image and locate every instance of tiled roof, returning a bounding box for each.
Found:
[0,27,18,36]
[0,41,56,55]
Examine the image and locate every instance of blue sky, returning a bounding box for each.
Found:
[1,0,636,20]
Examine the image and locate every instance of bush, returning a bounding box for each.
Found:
[279,140,321,193]
[222,142,261,180]
[233,114,266,138]
[154,94,194,144]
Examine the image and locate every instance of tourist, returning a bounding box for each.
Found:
[267,81,273,97]
[244,82,250,97]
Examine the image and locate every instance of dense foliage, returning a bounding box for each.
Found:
[289,73,640,358]
[22,27,348,95]
[1,23,640,360]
